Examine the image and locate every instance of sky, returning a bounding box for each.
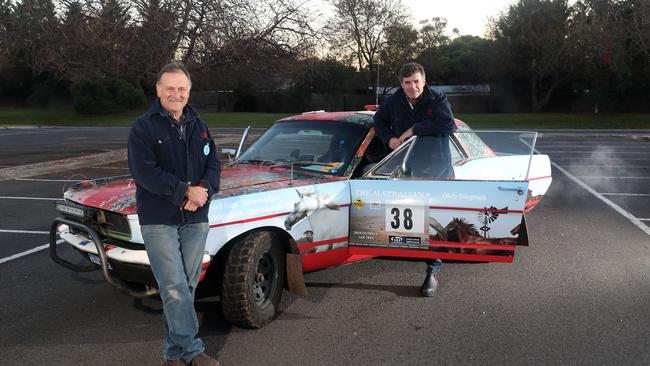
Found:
[400,0,518,37]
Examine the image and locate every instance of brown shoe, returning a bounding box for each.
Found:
[190,352,220,366]
[161,358,188,366]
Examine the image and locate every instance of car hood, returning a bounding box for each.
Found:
[63,166,340,215]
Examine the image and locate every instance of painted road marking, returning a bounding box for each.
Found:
[0,148,127,182]
[550,162,650,237]
[0,196,63,201]
[0,240,63,265]
[0,229,49,234]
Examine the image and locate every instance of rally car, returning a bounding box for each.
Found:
[50,110,552,329]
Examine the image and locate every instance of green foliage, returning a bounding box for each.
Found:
[418,36,494,84]
[0,65,33,98]
[1,107,648,129]
[70,76,146,115]
[380,23,419,85]
[488,0,572,111]
[418,17,450,48]
[293,58,359,94]
[27,84,57,106]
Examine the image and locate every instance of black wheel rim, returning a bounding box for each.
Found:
[253,251,277,307]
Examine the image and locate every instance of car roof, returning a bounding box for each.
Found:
[276,111,469,130]
[277,111,375,127]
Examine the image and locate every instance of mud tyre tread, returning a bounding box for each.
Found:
[221,231,285,329]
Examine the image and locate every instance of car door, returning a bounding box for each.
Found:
[348,131,541,263]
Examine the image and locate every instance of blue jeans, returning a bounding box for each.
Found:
[426,258,442,274]
[141,222,209,363]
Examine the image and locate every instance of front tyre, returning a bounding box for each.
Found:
[221,231,286,329]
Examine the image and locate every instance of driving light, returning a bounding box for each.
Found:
[55,202,86,218]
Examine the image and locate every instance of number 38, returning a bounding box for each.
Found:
[390,207,413,230]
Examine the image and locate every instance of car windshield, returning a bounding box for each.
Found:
[237,120,368,175]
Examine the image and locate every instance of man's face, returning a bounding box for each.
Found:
[400,72,426,101]
[156,71,190,118]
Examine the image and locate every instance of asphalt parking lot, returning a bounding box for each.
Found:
[0,127,648,365]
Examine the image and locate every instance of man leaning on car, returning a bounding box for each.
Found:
[128,61,221,366]
[373,62,457,297]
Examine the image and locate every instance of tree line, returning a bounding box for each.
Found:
[1,0,648,113]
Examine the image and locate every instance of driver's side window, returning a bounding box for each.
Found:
[368,136,457,179]
[367,140,412,177]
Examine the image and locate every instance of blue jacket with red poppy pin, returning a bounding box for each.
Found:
[128,99,221,225]
[373,86,457,177]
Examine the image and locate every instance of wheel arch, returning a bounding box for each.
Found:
[200,226,299,293]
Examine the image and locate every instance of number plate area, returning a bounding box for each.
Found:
[88,253,112,269]
[350,193,429,249]
[384,205,428,249]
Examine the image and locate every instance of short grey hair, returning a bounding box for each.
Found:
[156,61,192,88]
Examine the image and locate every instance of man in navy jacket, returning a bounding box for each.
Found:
[373,62,457,297]
[128,62,221,366]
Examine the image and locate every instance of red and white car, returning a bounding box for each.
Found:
[51,111,552,328]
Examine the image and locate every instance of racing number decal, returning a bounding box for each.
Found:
[390,207,413,230]
[385,205,424,233]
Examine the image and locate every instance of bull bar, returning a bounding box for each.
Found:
[50,217,159,298]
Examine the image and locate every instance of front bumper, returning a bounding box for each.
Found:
[50,217,160,298]
[51,217,214,298]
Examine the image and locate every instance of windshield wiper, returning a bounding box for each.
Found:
[230,159,277,167]
[271,161,337,169]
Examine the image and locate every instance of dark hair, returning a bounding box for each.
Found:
[156,61,192,88]
[399,62,426,80]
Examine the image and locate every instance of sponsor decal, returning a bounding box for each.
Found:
[353,198,364,209]
[389,235,422,246]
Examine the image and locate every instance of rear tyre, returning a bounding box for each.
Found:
[221,231,286,329]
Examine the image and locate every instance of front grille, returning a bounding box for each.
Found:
[58,201,132,242]
[101,210,131,240]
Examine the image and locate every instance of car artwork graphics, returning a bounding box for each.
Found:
[50,110,552,329]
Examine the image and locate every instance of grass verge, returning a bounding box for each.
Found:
[0,107,648,129]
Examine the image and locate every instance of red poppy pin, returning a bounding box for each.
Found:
[426,107,433,116]
[201,131,208,138]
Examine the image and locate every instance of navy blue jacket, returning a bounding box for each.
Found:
[128,99,221,225]
[373,86,457,177]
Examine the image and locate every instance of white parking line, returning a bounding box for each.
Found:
[639,218,650,221]
[551,162,650,236]
[0,196,63,201]
[0,240,63,264]
[0,229,49,234]
[14,178,83,182]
